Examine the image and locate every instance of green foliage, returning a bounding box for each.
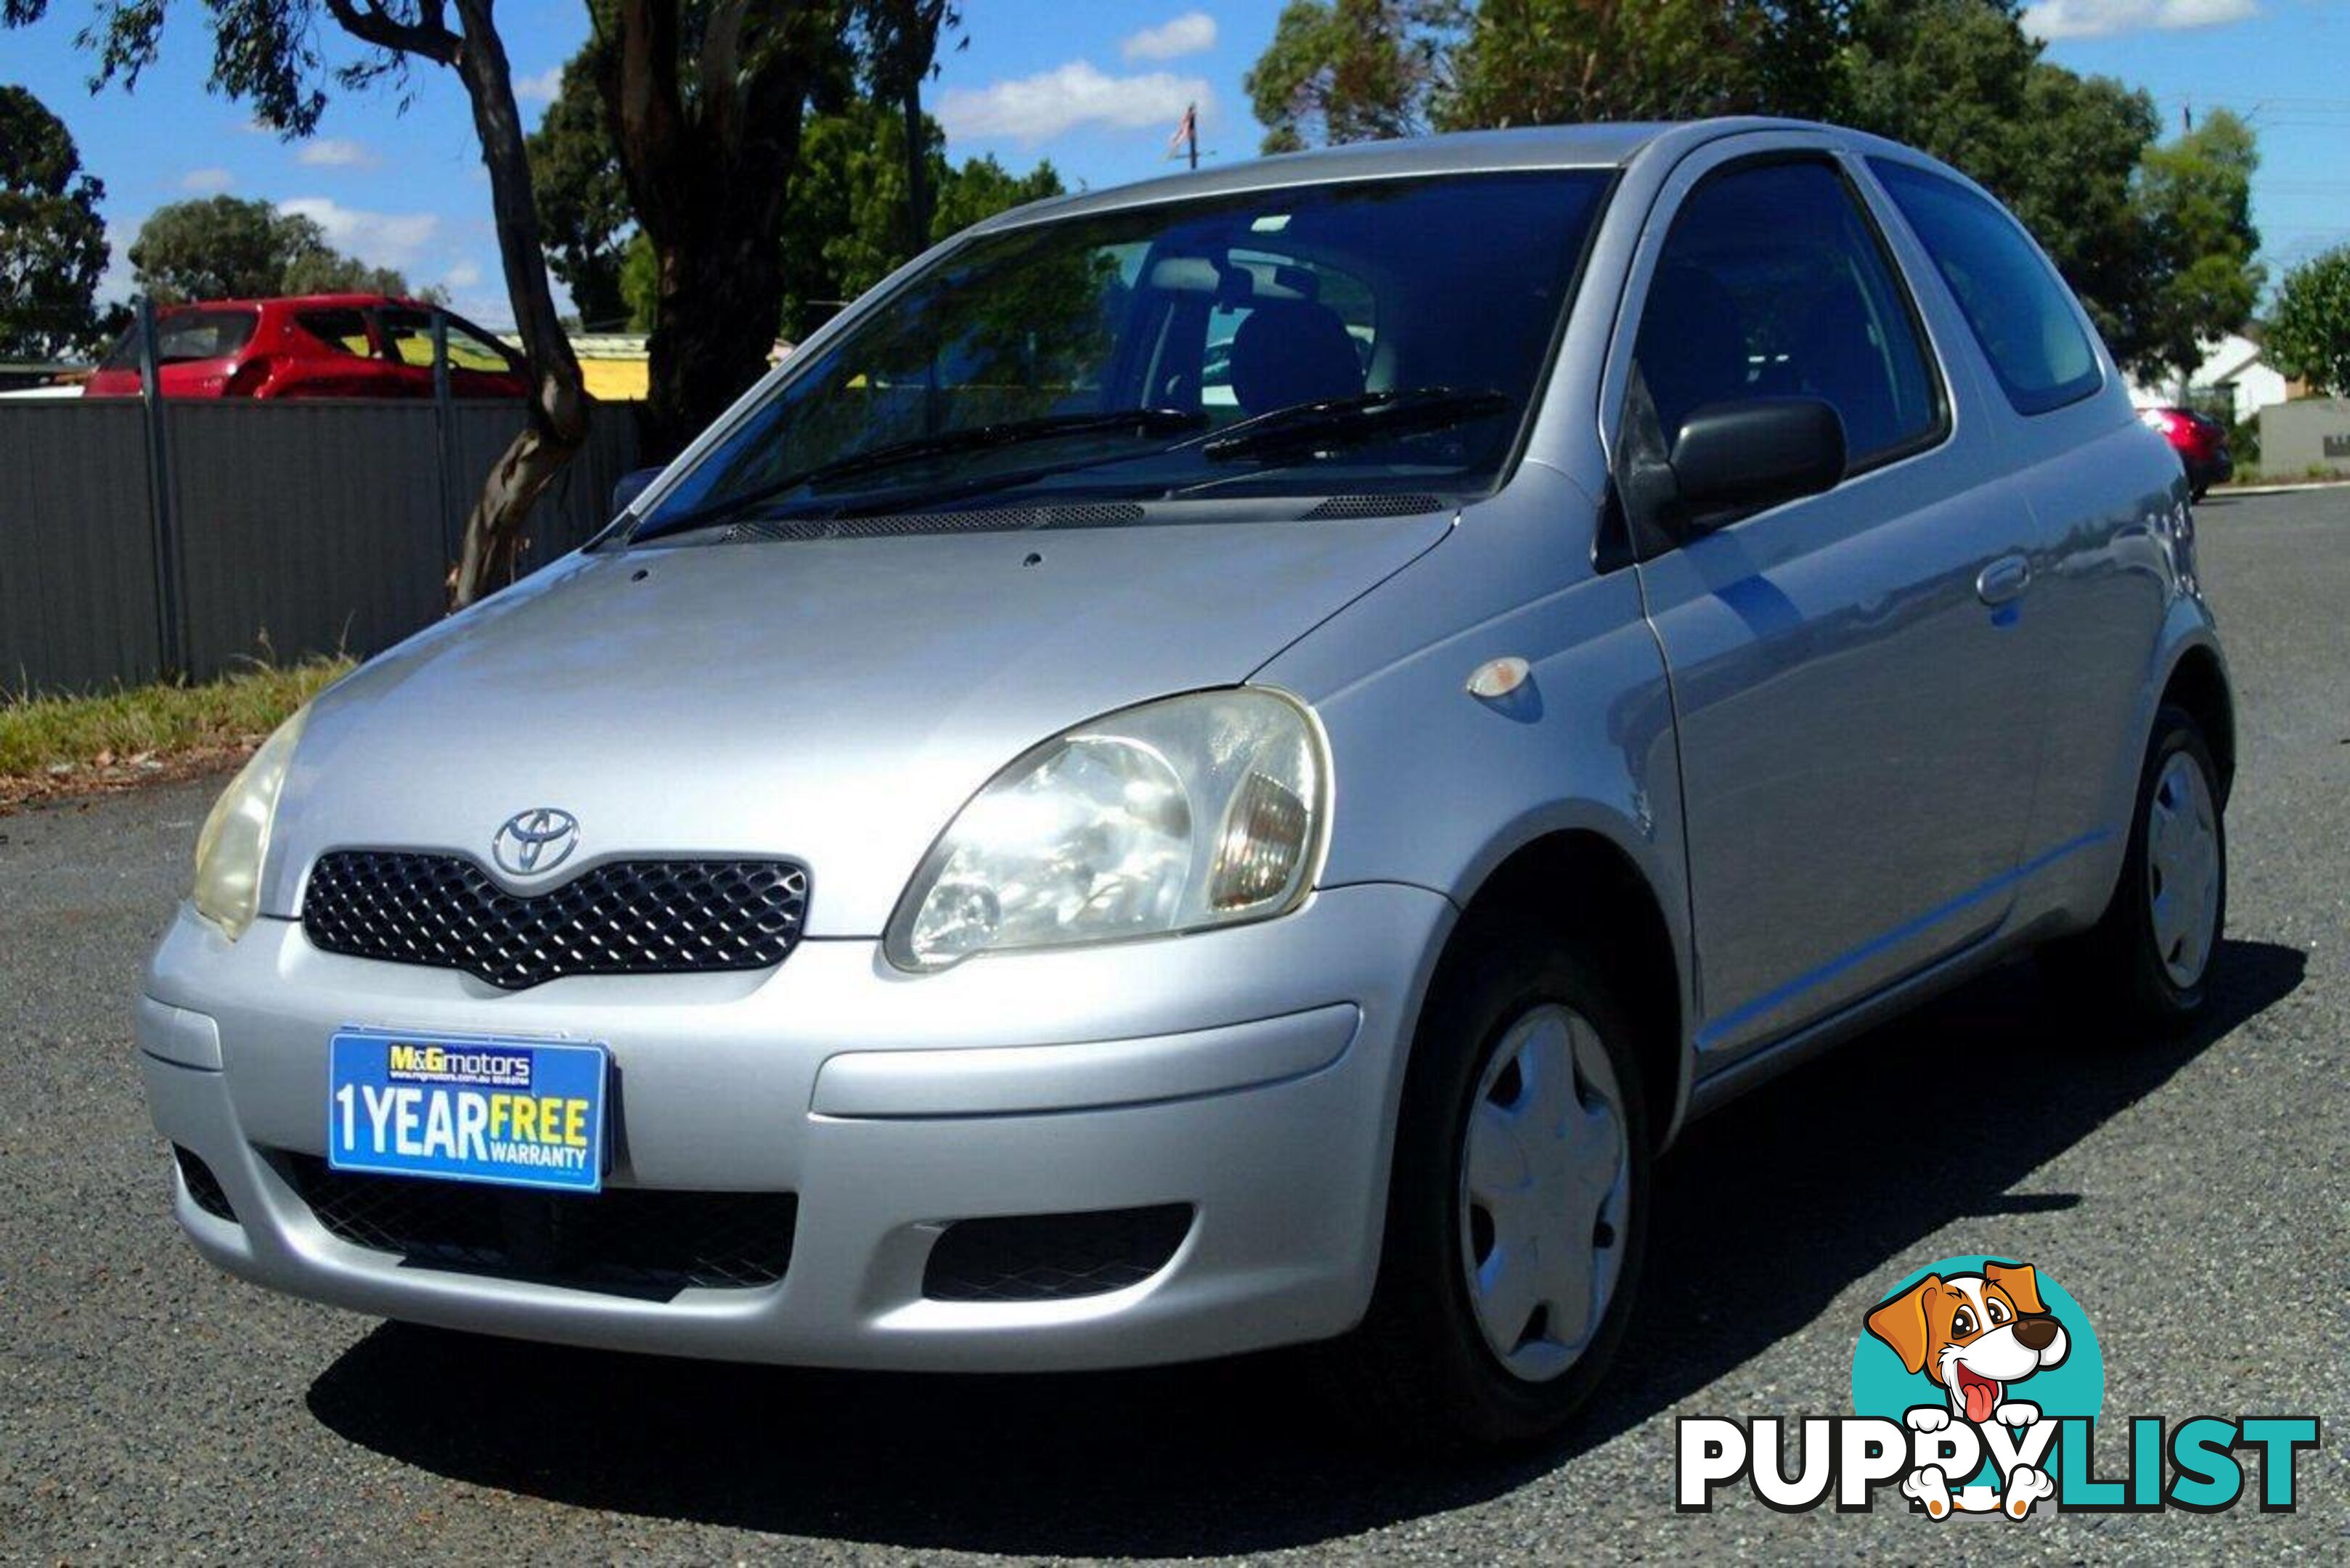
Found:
[2134,110,2264,385]
[0,654,351,779]
[780,98,1064,338]
[1244,2,1846,149]
[2267,246,2350,396]
[1439,0,1764,128]
[1245,0,1464,152]
[527,52,632,330]
[619,229,658,334]
[128,195,416,302]
[599,89,1061,343]
[931,150,1064,240]
[0,84,121,359]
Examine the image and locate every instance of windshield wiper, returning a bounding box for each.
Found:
[1199,387,1510,462]
[631,407,1205,544]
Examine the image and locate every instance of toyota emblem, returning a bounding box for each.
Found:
[492,807,581,876]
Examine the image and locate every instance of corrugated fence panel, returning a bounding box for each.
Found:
[169,399,448,678]
[5,397,643,694]
[0,401,163,695]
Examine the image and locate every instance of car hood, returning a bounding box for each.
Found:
[264,515,1450,935]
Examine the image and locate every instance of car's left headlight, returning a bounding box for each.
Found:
[192,705,310,939]
[886,688,1329,971]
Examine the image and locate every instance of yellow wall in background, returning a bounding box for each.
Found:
[580,359,649,401]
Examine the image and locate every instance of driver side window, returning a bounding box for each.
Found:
[1632,159,1943,471]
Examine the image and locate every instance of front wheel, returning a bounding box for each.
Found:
[2045,703,2227,1026]
[1336,934,1651,1448]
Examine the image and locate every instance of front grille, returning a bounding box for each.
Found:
[923,1204,1194,1302]
[280,1154,796,1299]
[174,1145,236,1221]
[301,851,808,990]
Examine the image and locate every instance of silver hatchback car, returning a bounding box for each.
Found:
[140,120,2232,1446]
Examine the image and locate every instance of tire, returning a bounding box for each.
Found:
[2045,703,2226,1028]
[1333,929,1652,1449]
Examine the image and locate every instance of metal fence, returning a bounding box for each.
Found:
[0,396,640,695]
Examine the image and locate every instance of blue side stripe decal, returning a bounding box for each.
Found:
[1694,828,2114,1050]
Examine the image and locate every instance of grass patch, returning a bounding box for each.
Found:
[1,656,353,780]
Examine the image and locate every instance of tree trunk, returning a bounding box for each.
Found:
[646,221,788,455]
[448,0,591,609]
[902,80,929,253]
[607,0,823,460]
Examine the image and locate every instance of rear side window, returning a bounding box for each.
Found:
[1870,160,2101,416]
[99,309,260,369]
[1631,158,1942,468]
[295,309,375,359]
[380,309,518,374]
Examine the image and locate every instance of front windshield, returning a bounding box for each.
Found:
[634,169,1612,535]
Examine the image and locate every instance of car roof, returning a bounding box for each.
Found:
[155,293,435,312]
[969,117,1838,234]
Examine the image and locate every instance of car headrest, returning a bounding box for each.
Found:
[1229,300,1364,417]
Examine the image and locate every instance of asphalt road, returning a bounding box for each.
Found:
[4,490,2344,1561]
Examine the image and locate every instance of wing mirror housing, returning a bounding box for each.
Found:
[1668,397,1847,523]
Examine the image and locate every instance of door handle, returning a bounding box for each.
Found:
[1975,555,2033,607]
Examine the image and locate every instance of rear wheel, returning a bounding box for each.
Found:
[2046,703,2225,1026]
[1337,932,1650,1448]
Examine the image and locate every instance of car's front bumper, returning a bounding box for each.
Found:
[137,883,1452,1371]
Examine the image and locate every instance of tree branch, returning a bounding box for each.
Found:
[322,0,460,65]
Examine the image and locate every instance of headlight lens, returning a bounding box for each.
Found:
[886,688,1327,970]
[192,706,309,939]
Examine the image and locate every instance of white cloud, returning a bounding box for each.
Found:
[276,197,441,266]
[937,62,1211,146]
[97,237,137,308]
[1122,11,1217,62]
[2023,0,2258,40]
[442,259,484,290]
[515,66,564,105]
[298,138,379,168]
[179,168,234,194]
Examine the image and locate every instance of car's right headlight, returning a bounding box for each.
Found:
[885,687,1329,971]
[192,706,309,940]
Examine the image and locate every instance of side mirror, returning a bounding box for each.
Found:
[611,466,663,516]
[1668,397,1846,521]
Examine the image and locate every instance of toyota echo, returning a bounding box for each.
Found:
[139,121,2232,1446]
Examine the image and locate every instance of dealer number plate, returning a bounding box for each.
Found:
[327,1030,608,1193]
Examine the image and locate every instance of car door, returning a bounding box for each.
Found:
[1866,155,2176,902]
[1612,144,2043,1063]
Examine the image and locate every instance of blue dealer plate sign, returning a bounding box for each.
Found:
[327,1030,608,1193]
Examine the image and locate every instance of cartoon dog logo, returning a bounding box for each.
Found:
[1864,1260,2070,1518]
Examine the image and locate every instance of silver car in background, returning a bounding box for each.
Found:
[139,120,2231,1447]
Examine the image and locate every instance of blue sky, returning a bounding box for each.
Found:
[7,1,2345,329]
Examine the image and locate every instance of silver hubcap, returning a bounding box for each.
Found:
[1457,1004,1630,1383]
[2147,751,2221,988]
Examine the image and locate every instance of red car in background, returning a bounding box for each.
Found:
[2137,405,2235,500]
[83,295,530,400]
